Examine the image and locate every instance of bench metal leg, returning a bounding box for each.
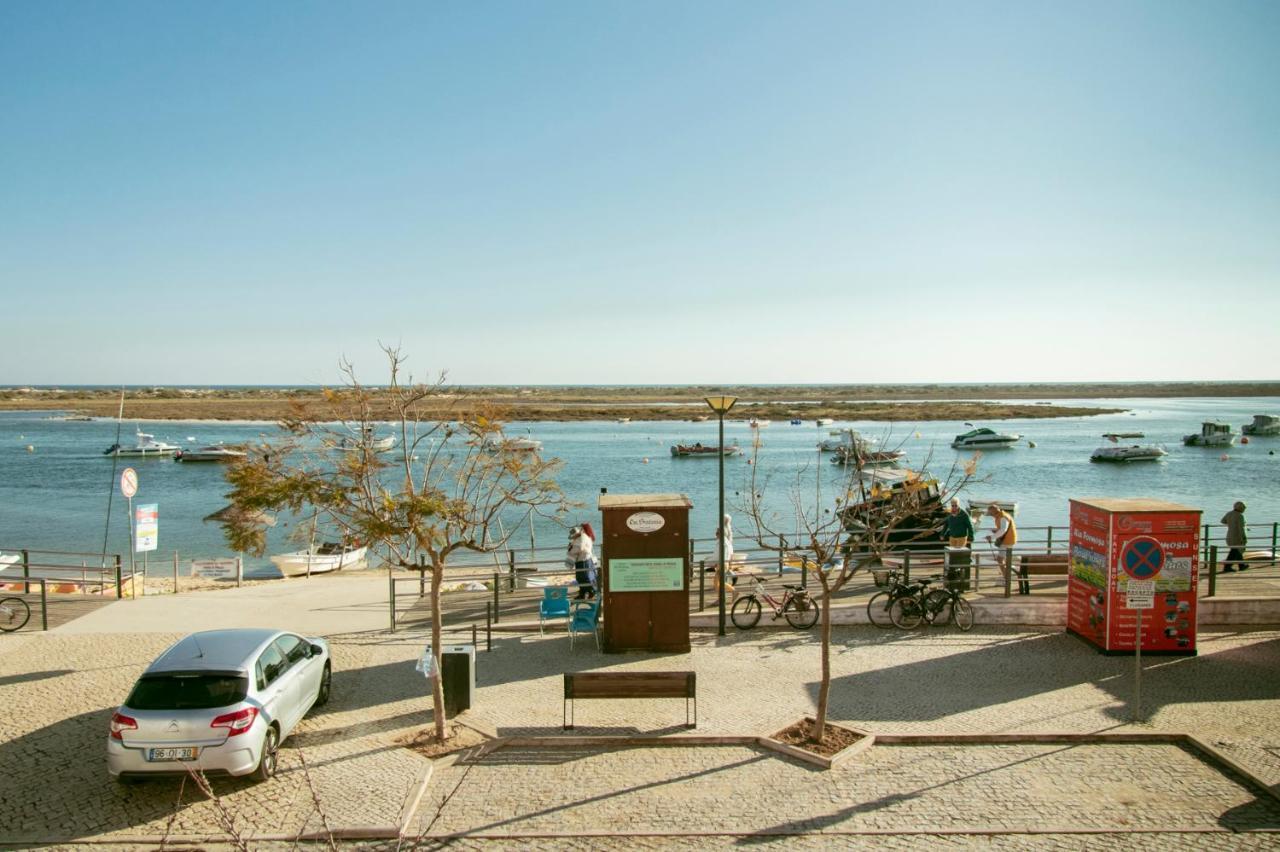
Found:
[564,698,574,730]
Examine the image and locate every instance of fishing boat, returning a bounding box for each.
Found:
[1102,432,1145,440]
[1091,445,1168,463]
[816,418,834,427]
[175,445,247,462]
[104,429,180,457]
[1242,415,1280,437]
[819,429,873,452]
[1183,421,1235,447]
[670,443,742,457]
[966,499,1019,517]
[951,428,1020,449]
[831,445,906,467]
[270,542,368,577]
[789,419,803,425]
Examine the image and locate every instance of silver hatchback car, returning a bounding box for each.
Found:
[107,628,331,781]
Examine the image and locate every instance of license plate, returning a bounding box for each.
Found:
[147,747,199,761]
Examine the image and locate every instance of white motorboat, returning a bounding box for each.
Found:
[1242,415,1280,437]
[104,429,180,457]
[270,543,368,577]
[816,418,834,427]
[1183,421,1235,447]
[749,419,770,428]
[951,428,1020,449]
[339,427,396,452]
[966,499,1019,516]
[0,553,18,572]
[616,417,631,423]
[1091,445,1168,463]
[819,429,875,453]
[176,444,247,462]
[481,435,542,452]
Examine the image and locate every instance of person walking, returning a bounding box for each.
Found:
[1221,501,1248,572]
[941,499,975,548]
[569,523,597,598]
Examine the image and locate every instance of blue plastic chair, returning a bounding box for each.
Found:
[540,587,572,635]
[568,600,601,650]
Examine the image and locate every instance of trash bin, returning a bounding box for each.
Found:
[945,547,972,592]
[440,645,475,715]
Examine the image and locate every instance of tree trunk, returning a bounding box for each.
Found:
[430,558,448,741]
[812,580,831,743]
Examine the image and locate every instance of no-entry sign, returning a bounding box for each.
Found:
[120,468,138,498]
[1120,537,1164,581]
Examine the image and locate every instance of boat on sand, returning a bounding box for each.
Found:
[270,543,368,577]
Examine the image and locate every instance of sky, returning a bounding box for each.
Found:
[2,1,1278,385]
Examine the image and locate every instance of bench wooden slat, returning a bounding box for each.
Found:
[1019,555,1069,575]
[563,671,696,730]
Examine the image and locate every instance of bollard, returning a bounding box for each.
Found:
[1202,524,1210,565]
[115,554,123,599]
[1208,545,1217,598]
[778,536,785,577]
[1046,526,1054,555]
[40,578,48,631]
[1003,548,1011,598]
[492,572,500,624]
[698,559,705,611]
[472,622,477,649]
[388,570,396,632]
[508,549,516,592]
[1273,523,1278,568]
[486,602,492,651]
[22,549,29,595]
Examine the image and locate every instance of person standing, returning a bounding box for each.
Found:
[1221,501,1248,572]
[941,499,975,548]
[569,523,597,598]
[984,504,1023,593]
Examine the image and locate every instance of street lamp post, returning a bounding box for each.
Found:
[704,395,738,636]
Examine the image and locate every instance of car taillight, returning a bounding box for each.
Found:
[110,712,137,740]
[210,707,259,737]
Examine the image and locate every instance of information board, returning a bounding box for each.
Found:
[134,503,158,553]
[191,559,238,580]
[1125,580,1155,610]
[609,558,684,592]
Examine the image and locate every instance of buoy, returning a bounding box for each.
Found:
[1028,441,1037,448]
[1220,453,1229,461]
[26,445,35,453]
[642,458,649,464]
[1241,436,1249,444]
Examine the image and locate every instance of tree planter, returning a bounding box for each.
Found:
[759,717,874,769]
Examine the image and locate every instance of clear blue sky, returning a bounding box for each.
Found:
[3,1,1277,385]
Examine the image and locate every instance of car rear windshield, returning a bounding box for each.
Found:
[127,674,249,710]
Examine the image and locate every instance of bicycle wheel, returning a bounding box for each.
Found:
[731,595,762,630]
[952,597,974,631]
[784,594,819,629]
[0,597,31,632]
[922,589,954,626]
[866,591,895,629]
[890,597,923,629]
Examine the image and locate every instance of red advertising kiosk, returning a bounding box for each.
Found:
[1067,498,1201,655]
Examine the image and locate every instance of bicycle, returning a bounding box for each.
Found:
[890,575,974,631]
[866,570,920,629]
[0,596,31,632]
[731,576,819,630]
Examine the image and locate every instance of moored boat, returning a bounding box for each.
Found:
[270,543,368,577]
[966,498,1019,517]
[831,445,905,467]
[951,428,1020,449]
[339,427,396,452]
[1091,445,1168,463]
[176,445,247,462]
[1102,432,1145,440]
[104,429,180,457]
[1183,421,1235,447]
[816,418,834,427]
[1242,415,1280,437]
[670,443,742,457]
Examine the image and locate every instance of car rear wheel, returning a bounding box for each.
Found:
[254,725,280,782]
[315,663,331,707]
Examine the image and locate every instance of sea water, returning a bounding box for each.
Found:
[1,397,1277,577]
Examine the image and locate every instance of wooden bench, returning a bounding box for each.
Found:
[1011,554,1069,595]
[563,671,696,730]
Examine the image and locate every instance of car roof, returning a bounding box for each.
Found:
[146,628,287,675]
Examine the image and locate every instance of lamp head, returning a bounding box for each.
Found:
[704,395,738,415]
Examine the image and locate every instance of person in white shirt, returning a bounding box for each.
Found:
[569,523,597,599]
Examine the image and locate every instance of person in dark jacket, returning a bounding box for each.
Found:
[941,499,975,548]
[1221,501,1248,572]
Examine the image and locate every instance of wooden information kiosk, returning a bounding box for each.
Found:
[598,493,692,653]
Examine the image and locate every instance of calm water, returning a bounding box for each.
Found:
[2,397,1277,577]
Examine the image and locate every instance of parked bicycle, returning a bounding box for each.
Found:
[731,576,819,630]
[0,596,31,632]
[889,574,973,631]
[866,570,922,629]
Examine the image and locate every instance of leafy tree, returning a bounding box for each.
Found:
[219,346,569,740]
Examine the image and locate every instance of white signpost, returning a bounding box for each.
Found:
[120,468,139,582]
[1125,578,1157,722]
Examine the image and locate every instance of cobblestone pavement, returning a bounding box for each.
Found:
[3,624,1280,848]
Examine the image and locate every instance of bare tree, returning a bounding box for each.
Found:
[219,346,569,741]
[742,428,981,743]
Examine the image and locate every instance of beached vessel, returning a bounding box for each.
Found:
[1183,421,1235,447]
[176,445,247,462]
[1242,415,1280,437]
[951,428,1020,449]
[1091,445,1168,463]
[270,543,368,577]
[670,443,742,457]
[104,429,180,457]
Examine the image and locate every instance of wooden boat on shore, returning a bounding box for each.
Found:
[670,443,742,457]
[270,543,368,577]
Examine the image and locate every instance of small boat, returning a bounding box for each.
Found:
[831,445,906,467]
[671,443,742,457]
[616,417,632,424]
[176,445,248,462]
[749,419,770,428]
[487,436,542,452]
[967,499,1018,517]
[1183,421,1235,447]
[270,542,368,577]
[1102,432,1145,440]
[339,426,396,452]
[819,429,874,453]
[691,415,710,422]
[1242,415,1280,437]
[1091,445,1168,463]
[789,419,803,425]
[951,428,1020,449]
[816,418,834,427]
[104,429,180,457]
[0,553,18,572]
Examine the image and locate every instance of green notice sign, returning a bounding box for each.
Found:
[609,558,685,592]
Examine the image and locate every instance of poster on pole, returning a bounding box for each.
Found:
[135,503,158,552]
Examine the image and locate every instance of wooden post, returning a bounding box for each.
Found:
[115,554,123,599]
[236,556,242,589]
[1046,526,1054,555]
[418,554,425,596]
[39,578,48,631]
[22,549,30,595]
[388,570,396,633]
[1208,545,1217,598]
[801,555,809,589]
[903,550,911,584]
[173,551,179,594]
[1202,524,1210,565]
[508,549,517,592]
[492,572,500,624]
[1003,547,1011,598]
[1272,522,1278,567]
[486,602,492,651]
[698,559,705,611]
[778,536,784,577]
